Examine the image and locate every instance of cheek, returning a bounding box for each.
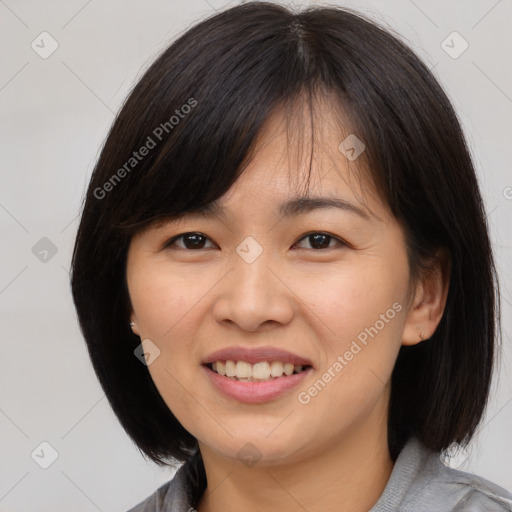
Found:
[128,261,215,340]
[290,253,410,419]
[291,262,407,429]
[296,259,408,349]
[127,262,212,424]
[127,260,225,412]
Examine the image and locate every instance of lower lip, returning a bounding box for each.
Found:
[203,365,312,404]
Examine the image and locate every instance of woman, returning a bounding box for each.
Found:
[71,2,512,511]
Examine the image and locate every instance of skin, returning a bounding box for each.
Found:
[126,102,449,512]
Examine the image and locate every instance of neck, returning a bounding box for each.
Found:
[196,408,393,512]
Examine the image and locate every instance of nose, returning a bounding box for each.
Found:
[212,253,294,332]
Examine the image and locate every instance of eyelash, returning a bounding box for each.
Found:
[164,231,347,251]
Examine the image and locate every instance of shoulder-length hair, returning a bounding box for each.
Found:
[71,1,499,465]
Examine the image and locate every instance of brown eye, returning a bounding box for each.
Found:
[166,232,215,250]
[295,232,344,250]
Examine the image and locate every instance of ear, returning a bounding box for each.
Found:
[130,312,140,336]
[402,248,450,346]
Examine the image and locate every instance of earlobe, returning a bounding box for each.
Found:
[402,249,450,346]
[130,316,140,336]
[402,293,430,346]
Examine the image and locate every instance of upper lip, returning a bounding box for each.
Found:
[202,346,313,367]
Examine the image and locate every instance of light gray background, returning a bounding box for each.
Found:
[1,0,511,510]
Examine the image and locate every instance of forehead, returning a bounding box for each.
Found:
[217,99,385,220]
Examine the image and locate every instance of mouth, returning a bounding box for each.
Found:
[205,360,312,382]
[201,346,314,403]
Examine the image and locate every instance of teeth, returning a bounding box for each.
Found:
[252,362,270,379]
[270,361,284,377]
[225,360,236,377]
[209,360,307,380]
[284,363,294,376]
[235,361,252,378]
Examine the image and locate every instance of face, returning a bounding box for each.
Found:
[126,105,416,467]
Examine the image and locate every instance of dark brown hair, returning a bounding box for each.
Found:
[71,1,499,465]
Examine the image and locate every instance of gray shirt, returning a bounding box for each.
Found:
[128,437,512,511]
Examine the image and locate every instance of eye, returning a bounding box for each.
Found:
[164,232,216,250]
[294,232,346,250]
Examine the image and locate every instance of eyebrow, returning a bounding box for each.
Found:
[187,195,370,220]
[277,196,370,220]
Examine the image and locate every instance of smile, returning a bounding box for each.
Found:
[208,360,308,381]
[203,363,313,403]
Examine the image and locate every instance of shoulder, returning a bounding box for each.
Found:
[421,460,512,511]
[126,452,205,512]
[126,476,194,512]
[371,438,512,512]
[126,479,173,512]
